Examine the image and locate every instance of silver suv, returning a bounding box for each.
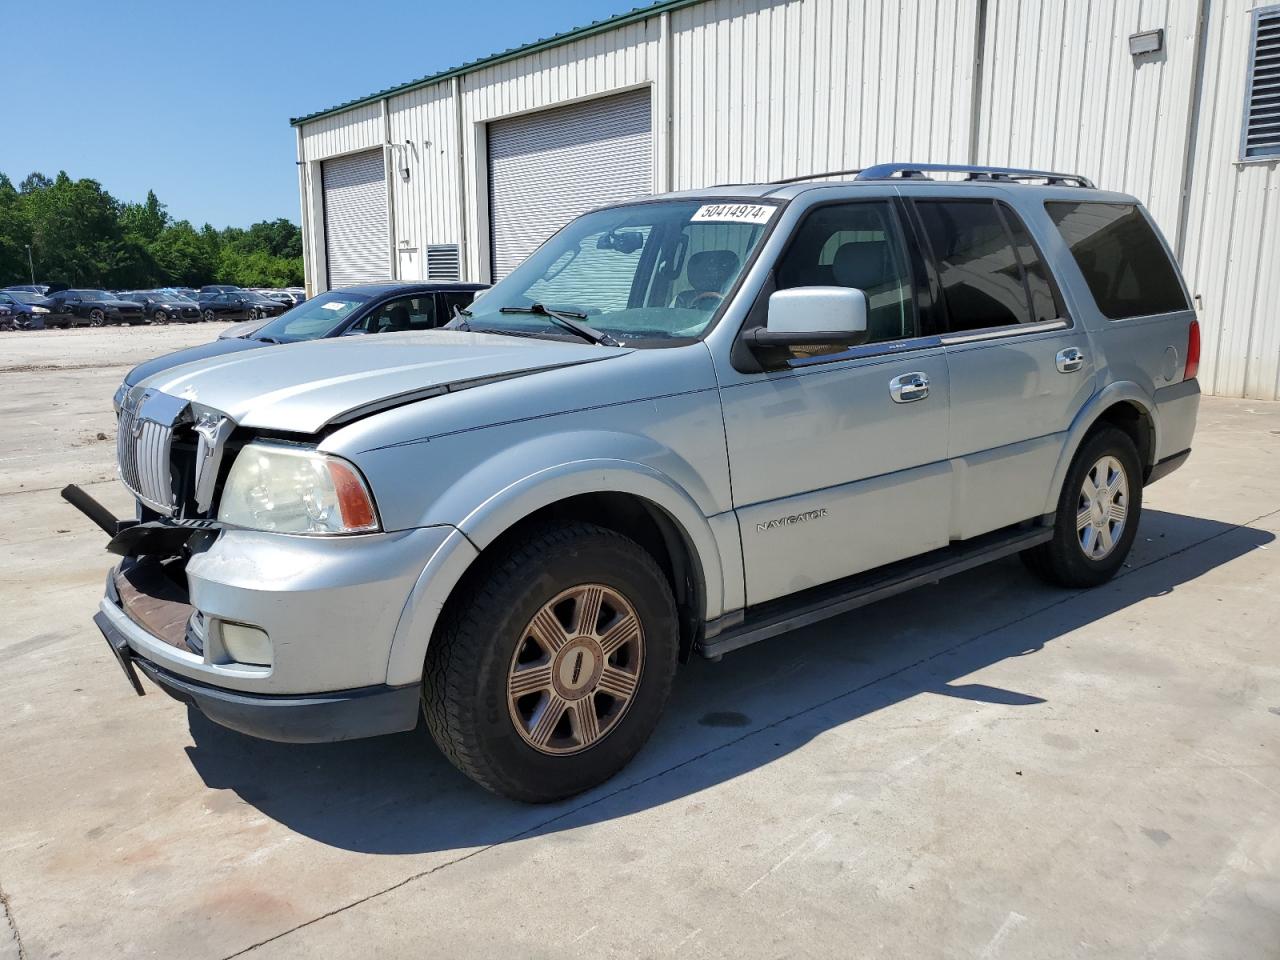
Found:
[91,164,1200,802]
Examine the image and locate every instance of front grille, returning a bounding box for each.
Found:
[117,390,184,515]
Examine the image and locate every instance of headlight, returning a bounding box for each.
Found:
[32,306,50,314]
[217,443,380,535]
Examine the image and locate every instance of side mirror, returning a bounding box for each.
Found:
[745,286,868,350]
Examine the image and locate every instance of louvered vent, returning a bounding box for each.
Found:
[1243,7,1280,159]
[426,244,461,281]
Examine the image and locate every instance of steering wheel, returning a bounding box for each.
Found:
[689,291,724,309]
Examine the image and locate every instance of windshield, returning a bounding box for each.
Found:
[8,292,41,304]
[251,290,368,342]
[461,199,777,344]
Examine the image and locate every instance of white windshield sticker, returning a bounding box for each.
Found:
[321,301,346,311]
[691,203,776,225]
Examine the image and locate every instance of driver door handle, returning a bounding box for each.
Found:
[1056,347,1086,373]
[890,372,929,403]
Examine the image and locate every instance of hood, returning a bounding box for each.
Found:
[219,318,267,339]
[137,329,631,433]
[125,337,267,387]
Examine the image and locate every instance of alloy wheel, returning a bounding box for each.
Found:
[89,309,104,326]
[154,310,167,325]
[506,583,644,756]
[1077,455,1128,560]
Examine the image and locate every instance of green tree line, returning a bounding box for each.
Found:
[0,171,304,289]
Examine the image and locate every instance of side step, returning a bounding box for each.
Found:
[698,524,1053,659]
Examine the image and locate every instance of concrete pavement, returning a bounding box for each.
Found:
[0,326,1276,958]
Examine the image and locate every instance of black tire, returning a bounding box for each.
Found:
[246,308,258,322]
[1022,426,1143,588]
[88,309,105,326]
[153,309,168,325]
[202,309,215,322]
[423,522,679,803]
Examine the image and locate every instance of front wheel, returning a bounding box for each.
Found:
[153,309,168,325]
[423,522,678,802]
[1022,426,1143,588]
[246,308,258,322]
[202,309,215,322]
[88,309,105,326]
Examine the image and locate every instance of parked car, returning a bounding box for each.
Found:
[0,304,13,331]
[199,284,241,295]
[195,290,290,323]
[43,289,145,327]
[0,290,50,329]
[91,164,1199,803]
[4,282,68,296]
[113,282,487,410]
[120,290,202,324]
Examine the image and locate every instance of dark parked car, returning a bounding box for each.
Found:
[195,290,289,323]
[120,290,202,324]
[43,289,146,328]
[198,284,241,294]
[0,290,50,329]
[115,281,487,409]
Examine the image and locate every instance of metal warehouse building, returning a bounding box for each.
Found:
[291,0,1280,399]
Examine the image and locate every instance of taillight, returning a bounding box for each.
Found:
[1184,318,1200,381]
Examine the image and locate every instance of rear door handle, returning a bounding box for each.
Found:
[890,372,929,403]
[1056,347,1085,373]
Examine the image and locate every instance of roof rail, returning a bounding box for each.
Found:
[767,167,865,185]
[856,163,1095,188]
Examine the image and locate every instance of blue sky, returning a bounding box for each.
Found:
[2,0,637,228]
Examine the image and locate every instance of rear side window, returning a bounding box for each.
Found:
[1045,202,1189,319]
[914,200,1056,332]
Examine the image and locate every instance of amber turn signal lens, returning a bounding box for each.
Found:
[327,458,379,532]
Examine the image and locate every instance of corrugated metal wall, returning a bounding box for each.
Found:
[670,0,977,186]
[1181,0,1280,400]
[295,0,1279,398]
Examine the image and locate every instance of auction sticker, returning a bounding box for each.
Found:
[690,203,776,225]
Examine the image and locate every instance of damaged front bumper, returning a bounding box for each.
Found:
[88,515,456,743]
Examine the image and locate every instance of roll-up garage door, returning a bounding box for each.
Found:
[488,88,652,279]
[322,149,389,287]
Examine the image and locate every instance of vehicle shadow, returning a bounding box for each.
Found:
[182,509,1273,854]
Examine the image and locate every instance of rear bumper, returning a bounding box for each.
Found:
[1146,448,1191,485]
[93,606,420,743]
[1153,377,1200,464]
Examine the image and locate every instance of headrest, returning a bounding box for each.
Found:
[687,250,740,292]
[832,240,890,290]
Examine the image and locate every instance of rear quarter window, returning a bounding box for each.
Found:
[1045,201,1189,319]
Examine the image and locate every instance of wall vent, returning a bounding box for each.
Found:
[1242,6,1280,159]
[426,244,461,281]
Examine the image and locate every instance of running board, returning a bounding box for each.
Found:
[698,525,1053,659]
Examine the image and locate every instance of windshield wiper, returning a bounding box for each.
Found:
[499,303,618,347]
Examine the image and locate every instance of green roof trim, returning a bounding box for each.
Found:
[290,0,703,127]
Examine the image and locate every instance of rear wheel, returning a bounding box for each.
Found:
[1022,426,1143,588]
[423,522,678,803]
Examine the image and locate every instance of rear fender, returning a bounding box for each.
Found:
[1041,381,1157,515]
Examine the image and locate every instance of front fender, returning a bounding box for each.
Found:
[1041,380,1157,515]
[382,441,731,687]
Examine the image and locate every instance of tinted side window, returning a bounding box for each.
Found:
[998,205,1063,323]
[915,200,1030,331]
[1045,202,1189,319]
[774,201,916,344]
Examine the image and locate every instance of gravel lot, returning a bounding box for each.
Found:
[1,325,1277,959]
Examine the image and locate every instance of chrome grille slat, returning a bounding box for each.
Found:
[115,389,182,515]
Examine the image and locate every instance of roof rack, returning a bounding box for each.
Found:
[855,163,1095,188]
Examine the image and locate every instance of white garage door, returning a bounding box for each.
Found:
[322,149,389,287]
[488,89,652,279]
